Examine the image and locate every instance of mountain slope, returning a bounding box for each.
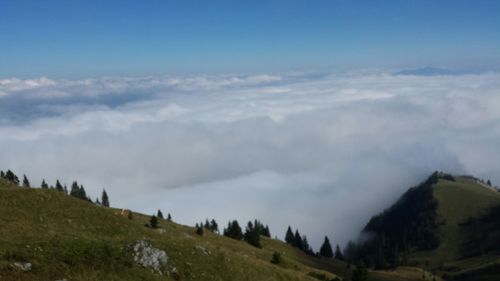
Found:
[0,178,344,281]
[356,172,500,280]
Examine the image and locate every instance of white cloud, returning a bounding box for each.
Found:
[1,71,500,249]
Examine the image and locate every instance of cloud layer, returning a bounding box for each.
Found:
[1,71,500,248]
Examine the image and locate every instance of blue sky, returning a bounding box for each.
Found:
[1,0,500,78]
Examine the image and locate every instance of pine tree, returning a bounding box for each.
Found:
[487,179,492,186]
[149,215,158,228]
[319,236,334,258]
[223,220,243,240]
[244,221,261,248]
[22,175,30,188]
[294,230,303,250]
[210,219,219,233]
[263,225,271,237]
[196,224,204,235]
[78,185,88,200]
[95,198,101,205]
[70,181,79,196]
[99,189,109,207]
[334,244,344,260]
[167,213,172,221]
[285,226,295,245]
[41,179,49,189]
[157,209,164,219]
[302,236,313,254]
[204,219,210,229]
[55,180,64,192]
[64,185,68,194]
[5,170,19,185]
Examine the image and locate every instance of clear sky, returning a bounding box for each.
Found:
[1,0,500,78]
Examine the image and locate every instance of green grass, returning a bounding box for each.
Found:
[408,177,500,277]
[3,174,498,281]
[0,179,344,281]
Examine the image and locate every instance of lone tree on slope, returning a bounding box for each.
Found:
[149,215,159,228]
[22,175,30,188]
[319,236,334,258]
[101,189,110,207]
[157,209,164,219]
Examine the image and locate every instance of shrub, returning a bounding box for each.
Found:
[271,251,281,265]
[196,225,204,236]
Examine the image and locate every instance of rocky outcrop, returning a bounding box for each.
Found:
[12,262,32,271]
[130,240,168,274]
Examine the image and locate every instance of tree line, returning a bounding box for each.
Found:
[341,172,442,269]
[1,169,110,208]
[2,169,344,260]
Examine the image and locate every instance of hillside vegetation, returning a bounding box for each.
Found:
[349,172,500,281]
[0,177,347,281]
[2,171,495,281]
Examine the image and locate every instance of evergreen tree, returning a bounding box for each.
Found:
[285,226,295,245]
[244,221,261,248]
[5,170,19,185]
[319,236,334,258]
[263,225,271,237]
[343,240,359,262]
[22,175,30,188]
[78,185,88,200]
[149,215,158,228]
[210,219,219,233]
[64,185,68,194]
[294,230,303,250]
[167,213,172,221]
[334,244,344,260]
[487,179,492,186]
[196,224,204,235]
[302,236,313,255]
[101,189,110,207]
[0,171,4,178]
[157,209,164,219]
[223,220,243,240]
[204,219,210,229]
[70,181,79,196]
[95,198,101,205]
[41,179,49,189]
[55,180,64,192]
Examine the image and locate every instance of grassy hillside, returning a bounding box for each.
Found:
[3,173,490,281]
[410,177,500,261]
[1,178,347,281]
[409,176,500,280]
[357,173,500,280]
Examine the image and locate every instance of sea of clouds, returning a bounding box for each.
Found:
[1,71,500,248]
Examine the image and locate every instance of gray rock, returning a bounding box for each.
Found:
[195,245,211,255]
[130,240,168,274]
[12,262,31,271]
